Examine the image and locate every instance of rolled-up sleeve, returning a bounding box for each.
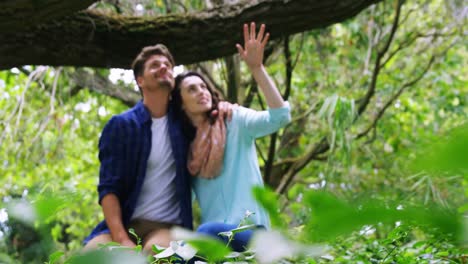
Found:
[97,116,128,204]
[242,102,291,139]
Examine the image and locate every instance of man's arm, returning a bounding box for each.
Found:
[97,116,135,247]
[101,194,136,247]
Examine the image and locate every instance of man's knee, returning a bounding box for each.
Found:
[142,228,172,252]
[83,234,113,251]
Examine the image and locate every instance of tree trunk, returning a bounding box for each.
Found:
[225,56,241,103]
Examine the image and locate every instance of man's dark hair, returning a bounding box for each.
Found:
[131,44,175,84]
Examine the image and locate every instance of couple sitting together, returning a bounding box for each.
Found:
[83,22,291,253]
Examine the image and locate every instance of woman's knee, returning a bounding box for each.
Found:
[196,222,236,236]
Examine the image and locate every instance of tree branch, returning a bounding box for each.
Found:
[275,0,403,194]
[357,0,402,116]
[357,33,460,140]
[282,36,293,100]
[242,80,258,108]
[0,0,382,70]
[70,68,140,107]
[276,137,330,194]
[380,31,458,68]
[264,35,293,184]
[0,0,96,33]
[357,54,436,139]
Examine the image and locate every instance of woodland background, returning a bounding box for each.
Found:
[0,0,466,263]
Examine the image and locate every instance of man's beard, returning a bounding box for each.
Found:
[158,79,173,90]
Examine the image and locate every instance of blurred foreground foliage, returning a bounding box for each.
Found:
[0,0,467,262]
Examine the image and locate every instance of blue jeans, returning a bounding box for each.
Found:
[196,222,261,252]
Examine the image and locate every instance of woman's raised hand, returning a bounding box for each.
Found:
[236,22,270,69]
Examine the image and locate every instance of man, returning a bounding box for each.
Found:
[83,44,231,252]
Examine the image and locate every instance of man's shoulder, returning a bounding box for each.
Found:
[110,102,145,123]
[115,107,138,120]
[102,104,146,133]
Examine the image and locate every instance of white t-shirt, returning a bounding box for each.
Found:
[131,116,181,223]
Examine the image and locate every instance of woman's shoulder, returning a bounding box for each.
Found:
[228,106,256,125]
[234,106,262,118]
[232,103,291,120]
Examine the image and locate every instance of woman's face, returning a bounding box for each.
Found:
[180,75,213,116]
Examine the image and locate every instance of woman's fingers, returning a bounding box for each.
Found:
[237,22,269,66]
[250,22,256,40]
[243,23,249,45]
[257,24,265,42]
[236,44,245,59]
[219,117,226,135]
[261,32,270,48]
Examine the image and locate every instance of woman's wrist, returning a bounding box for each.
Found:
[249,64,265,75]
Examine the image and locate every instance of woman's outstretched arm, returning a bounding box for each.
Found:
[236,22,285,109]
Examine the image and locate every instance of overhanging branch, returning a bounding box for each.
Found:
[70,69,140,107]
[0,0,96,33]
[0,0,382,70]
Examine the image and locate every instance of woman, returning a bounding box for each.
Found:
[172,22,291,251]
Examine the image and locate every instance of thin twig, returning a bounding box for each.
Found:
[363,5,376,75]
[14,67,48,137]
[29,68,63,146]
[357,0,403,116]
[276,0,404,194]
[50,67,61,113]
[357,34,459,140]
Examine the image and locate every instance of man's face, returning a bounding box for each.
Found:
[137,54,174,91]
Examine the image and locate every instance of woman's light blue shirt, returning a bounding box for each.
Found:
[193,103,291,228]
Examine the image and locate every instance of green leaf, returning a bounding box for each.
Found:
[302,191,462,242]
[186,238,231,262]
[128,228,141,245]
[67,250,146,264]
[436,251,449,257]
[412,123,468,174]
[47,251,64,264]
[229,224,257,234]
[35,195,66,224]
[251,186,285,229]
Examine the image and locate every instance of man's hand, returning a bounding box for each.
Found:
[215,101,238,121]
[101,194,137,249]
[118,237,137,248]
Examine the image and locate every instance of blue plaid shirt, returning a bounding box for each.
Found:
[84,101,193,244]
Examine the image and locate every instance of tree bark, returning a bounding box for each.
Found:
[0,0,96,33]
[0,0,381,70]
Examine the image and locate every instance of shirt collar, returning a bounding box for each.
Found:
[134,101,152,124]
[134,100,175,124]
